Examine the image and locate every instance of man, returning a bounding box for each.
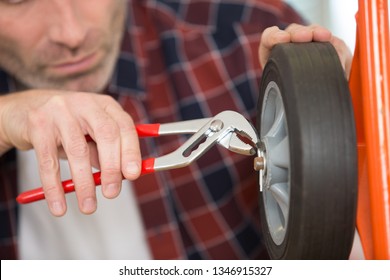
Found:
[0,0,351,259]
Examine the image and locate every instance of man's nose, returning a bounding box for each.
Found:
[48,1,87,50]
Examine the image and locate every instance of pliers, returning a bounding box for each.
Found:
[16,110,259,204]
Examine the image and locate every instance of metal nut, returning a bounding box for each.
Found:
[254,156,265,171]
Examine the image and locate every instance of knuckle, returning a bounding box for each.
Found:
[39,155,59,173]
[43,184,61,198]
[99,94,116,104]
[67,92,92,104]
[67,138,89,158]
[102,169,121,183]
[116,114,137,137]
[95,121,119,142]
[74,181,94,195]
[119,122,135,137]
[37,146,59,173]
[47,95,67,108]
[39,95,69,116]
[28,110,48,129]
[27,96,67,133]
[122,146,140,158]
[102,164,121,175]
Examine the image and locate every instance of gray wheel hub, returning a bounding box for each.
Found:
[259,81,290,245]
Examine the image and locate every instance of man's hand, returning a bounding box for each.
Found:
[0,90,141,216]
[259,24,352,77]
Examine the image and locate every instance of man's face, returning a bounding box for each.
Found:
[0,0,127,92]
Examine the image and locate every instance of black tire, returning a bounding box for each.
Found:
[257,42,357,259]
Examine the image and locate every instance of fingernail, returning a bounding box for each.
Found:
[126,162,140,177]
[103,183,120,198]
[51,201,65,216]
[82,198,96,214]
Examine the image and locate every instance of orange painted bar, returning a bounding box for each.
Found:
[353,0,390,259]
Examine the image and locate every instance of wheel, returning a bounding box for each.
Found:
[257,42,358,259]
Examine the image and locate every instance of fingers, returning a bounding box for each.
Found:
[58,141,100,170]
[28,110,66,216]
[22,91,141,215]
[82,110,122,200]
[69,94,141,206]
[104,102,142,181]
[259,24,333,68]
[259,26,291,68]
[57,109,97,214]
[259,23,352,78]
[284,23,332,42]
[330,36,353,78]
[81,96,141,200]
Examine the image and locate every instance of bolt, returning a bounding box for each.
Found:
[254,156,265,171]
[209,120,224,132]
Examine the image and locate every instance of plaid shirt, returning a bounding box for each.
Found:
[0,0,303,259]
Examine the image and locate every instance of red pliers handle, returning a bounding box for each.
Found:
[16,111,258,204]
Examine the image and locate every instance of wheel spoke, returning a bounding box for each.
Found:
[270,136,290,169]
[264,94,284,138]
[269,183,289,223]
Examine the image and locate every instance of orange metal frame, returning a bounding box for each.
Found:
[349,0,390,259]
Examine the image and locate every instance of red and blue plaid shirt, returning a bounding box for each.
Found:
[0,0,303,259]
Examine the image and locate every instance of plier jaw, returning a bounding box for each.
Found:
[17,110,259,204]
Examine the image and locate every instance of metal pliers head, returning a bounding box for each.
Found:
[150,110,259,172]
[214,111,259,156]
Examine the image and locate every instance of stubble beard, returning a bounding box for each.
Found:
[0,7,126,93]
